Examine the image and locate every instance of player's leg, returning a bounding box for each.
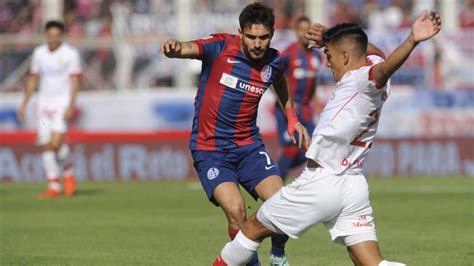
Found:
[213,183,261,266]
[57,143,75,196]
[324,173,406,266]
[51,108,76,196]
[214,213,274,266]
[37,113,62,198]
[253,175,289,265]
[214,182,247,233]
[216,166,341,265]
[192,150,261,266]
[238,143,290,265]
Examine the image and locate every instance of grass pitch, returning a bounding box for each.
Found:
[1,177,473,265]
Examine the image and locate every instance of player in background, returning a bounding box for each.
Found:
[18,20,81,198]
[275,16,322,181]
[213,10,441,266]
[160,3,310,266]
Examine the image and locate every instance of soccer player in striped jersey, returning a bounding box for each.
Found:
[160,3,310,266]
[213,10,441,266]
[275,16,323,181]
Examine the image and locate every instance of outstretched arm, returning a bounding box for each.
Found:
[273,76,311,149]
[159,39,200,58]
[371,10,441,86]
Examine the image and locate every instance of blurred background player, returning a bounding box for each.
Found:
[213,10,441,266]
[18,20,81,198]
[160,3,310,266]
[275,16,322,182]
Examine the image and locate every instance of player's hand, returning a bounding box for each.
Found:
[64,105,74,121]
[305,23,327,49]
[159,39,182,57]
[291,122,311,149]
[17,105,26,123]
[410,10,441,43]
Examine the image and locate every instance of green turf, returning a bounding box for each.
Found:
[1,177,473,265]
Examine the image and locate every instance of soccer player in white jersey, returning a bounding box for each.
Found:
[213,10,441,266]
[18,20,82,198]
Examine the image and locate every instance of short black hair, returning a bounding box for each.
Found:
[239,2,275,31]
[323,23,367,54]
[45,20,65,32]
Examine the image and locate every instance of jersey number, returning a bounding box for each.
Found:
[350,109,380,148]
[259,151,272,166]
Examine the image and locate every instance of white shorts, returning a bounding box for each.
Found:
[257,167,377,245]
[36,106,68,145]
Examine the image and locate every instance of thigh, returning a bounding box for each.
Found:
[192,150,239,206]
[237,144,280,200]
[51,107,68,133]
[49,131,65,150]
[37,112,52,146]
[254,175,283,201]
[257,168,343,239]
[324,174,376,245]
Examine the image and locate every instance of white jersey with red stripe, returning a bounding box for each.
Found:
[305,55,390,175]
[30,43,82,108]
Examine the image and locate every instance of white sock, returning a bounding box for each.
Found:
[220,231,260,266]
[379,260,407,266]
[42,151,60,185]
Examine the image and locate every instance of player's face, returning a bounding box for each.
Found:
[295,20,310,47]
[324,42,345,81]
[239,24,273,61]
[45,27,63,51]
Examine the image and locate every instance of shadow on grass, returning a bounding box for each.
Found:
[73,188,103,197]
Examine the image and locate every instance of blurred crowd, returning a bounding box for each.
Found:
[0,0,473,91]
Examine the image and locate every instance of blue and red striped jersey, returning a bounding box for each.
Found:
[190,33,284,151]
[279,42,322,121]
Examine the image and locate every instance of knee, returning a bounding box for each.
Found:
[49,143,61,152]
[224,202,246,227]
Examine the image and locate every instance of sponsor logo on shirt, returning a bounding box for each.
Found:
[219,73,266,96]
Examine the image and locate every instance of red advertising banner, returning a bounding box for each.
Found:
[1,131,472,182]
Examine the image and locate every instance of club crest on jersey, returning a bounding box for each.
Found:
[207,167,220,180]
[261,65,272,82]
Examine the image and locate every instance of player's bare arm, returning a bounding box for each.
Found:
[272,75,311,149]
[18,74,38,122]
[371,10,441,86]
[159,39,200,58]
[65,75,81,121]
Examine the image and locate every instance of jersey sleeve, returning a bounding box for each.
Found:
[367,54,388,90]
[30,48,40,75]
[273,50,285,83]
[68,49,82,76]
[190,33,227,61]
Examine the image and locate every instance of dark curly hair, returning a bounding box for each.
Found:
[239,3,275,31]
